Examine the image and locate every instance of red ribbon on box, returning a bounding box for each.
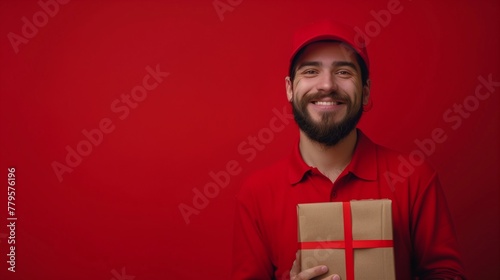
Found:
[299,202,394,280]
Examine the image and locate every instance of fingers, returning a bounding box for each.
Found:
[289,251,301,279]
[290,250,340,280]
[296,265,328,279]
[293,266,341,280]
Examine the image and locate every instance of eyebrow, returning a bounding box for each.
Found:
[296,61,358,71]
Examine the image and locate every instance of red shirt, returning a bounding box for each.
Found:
[231,130,465,280]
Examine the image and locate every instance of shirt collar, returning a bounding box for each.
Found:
[288,129,378,185]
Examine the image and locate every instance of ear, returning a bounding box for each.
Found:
[285,76,293,102]
[362,79,371,106]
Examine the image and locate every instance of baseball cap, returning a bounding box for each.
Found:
[289,19,370,75]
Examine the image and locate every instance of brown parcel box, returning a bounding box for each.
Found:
[297,199,395,280]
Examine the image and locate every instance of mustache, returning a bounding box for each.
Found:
[300,91,351,104]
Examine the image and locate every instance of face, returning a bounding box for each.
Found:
[286,41,370,146]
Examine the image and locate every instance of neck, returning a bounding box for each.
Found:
[299,129,358,182]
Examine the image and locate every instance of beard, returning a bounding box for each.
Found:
[292,91,363,147]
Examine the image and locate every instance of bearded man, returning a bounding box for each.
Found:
[231,20,466,280]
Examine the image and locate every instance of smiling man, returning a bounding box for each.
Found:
[231,20,466,280]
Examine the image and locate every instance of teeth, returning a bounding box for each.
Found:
[315,101,339,105]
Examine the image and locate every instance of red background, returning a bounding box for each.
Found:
[1,0,499,279]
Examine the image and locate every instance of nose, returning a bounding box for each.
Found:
[317,71,336,93]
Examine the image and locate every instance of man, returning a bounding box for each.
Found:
[231,20,466,280]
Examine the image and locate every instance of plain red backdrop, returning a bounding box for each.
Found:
[0,0,498,279]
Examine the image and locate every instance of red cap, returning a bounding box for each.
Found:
[290,19,370,73]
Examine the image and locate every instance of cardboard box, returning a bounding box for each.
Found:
[297,199,395,280]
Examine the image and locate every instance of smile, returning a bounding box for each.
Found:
[308,97,348,113]
[312,101,344,105]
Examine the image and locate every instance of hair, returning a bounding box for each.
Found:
[289,40,370,86]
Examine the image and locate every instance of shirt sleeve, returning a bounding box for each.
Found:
[411,171,467,279]
[231,182,274,280]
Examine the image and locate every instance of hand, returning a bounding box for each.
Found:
[289,250,341,280]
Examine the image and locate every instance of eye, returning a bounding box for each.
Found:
[301,69,319,76]
[336,70,352,77]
